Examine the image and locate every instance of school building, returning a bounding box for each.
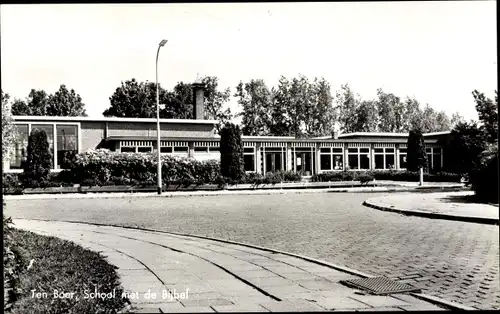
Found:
[6,81,450,175]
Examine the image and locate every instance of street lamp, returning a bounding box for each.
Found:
[156,39,167,195]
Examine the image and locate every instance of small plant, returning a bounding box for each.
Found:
[358,174,374,185]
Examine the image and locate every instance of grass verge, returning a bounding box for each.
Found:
[5,228,130,314]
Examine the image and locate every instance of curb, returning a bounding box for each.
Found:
[4,186,468,201]
[14,218,475,311]
[363,200,499,225]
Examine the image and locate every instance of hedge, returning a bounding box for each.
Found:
[311,170,461,183]
[3,150,304,190]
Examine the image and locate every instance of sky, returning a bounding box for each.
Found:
[1,2,497,123]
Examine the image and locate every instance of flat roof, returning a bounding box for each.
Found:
[105,136,436,144]
[12,115,218,125]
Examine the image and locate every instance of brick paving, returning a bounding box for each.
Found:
[5,192,499,310]
[13,219,447,313]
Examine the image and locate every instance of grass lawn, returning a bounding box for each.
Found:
[5,228,130,314]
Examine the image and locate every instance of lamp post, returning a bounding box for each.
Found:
[156,39,168,195]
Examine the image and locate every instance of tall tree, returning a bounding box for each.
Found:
[269,77,292,136]
[443,121,485,174]
[304,77,335,137]
[11,89,50,116]
[47,85,87,117]
[334,83,359,133]
[406,129,428,172]
[472,90,498,144]
[163,81,193,119]
[235,79,272,136]
[287,76,307,137]
[11,87,87,117]
[403,97,424,131]
[2,91,18,164]
[104,79,160,118]
[353,100,378,132]
[450,112,466,128]
[202,76,233,133]
[23,129,52,185]
[220,123,244,182]
[434,110,451,132]
[376,88,401,132]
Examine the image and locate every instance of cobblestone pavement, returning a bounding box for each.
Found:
[5,192,499,310]
[14,219,447,312]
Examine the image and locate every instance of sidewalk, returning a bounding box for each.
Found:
[13,219,458,313]
[364,191,499,225]
[3,183,466,201]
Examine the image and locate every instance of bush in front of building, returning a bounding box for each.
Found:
[66,149,221,187]
[310,170,461,183]
[22,129,52,186]
[220,123,245,182]
[469,142,498,203]
[311,171,359,182]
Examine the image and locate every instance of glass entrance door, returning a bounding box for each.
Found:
[295,152,312,175]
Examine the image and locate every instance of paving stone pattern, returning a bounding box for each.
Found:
[13,219,448,313]
[6,192,499,310]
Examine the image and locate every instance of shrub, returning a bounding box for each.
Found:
[69,150,223,187]
[220,123,244,182]
[243,172,264,185]
[358,174,374,185]
[311,171,358,182]
[310,170,461,183]
[263,172,283,185]
[281,170,302,182]
[23,129,52,185]
[470,142,498,203]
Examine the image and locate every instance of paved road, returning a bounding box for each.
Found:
[5,192,499,310]
[15,219,447,313]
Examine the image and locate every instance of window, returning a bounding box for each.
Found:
[209,147,220,152]
[320,147,343,171]
[56,124,78,169]
[121,147,136,153]
[137,147,152,153]
[160,147,173,153]
[320,154,331,170]
[348,147,370,170]
[399,148,407,169]
[32,124,54,168]
[244,155,255,171]
[244,147,255,172]
[263,147,286,173]
[9,124,29,169]
[174,147,188,152]
[400,154,408,169]
[374,147,396,170]
[348,154,359,169]
[194,147,208,153]
[333,155,343,170]
[426,147,443,172]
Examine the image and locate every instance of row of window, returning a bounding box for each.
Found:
[10,124,79,170]
[119,146,222,153]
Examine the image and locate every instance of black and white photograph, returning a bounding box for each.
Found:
[2,2,498,313]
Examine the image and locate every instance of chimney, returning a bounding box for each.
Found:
[192,75,205,120]
[332,131,339,139]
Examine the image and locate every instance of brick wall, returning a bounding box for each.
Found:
[81,122,106,152]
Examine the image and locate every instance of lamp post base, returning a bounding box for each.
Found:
[157,187,162,195]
